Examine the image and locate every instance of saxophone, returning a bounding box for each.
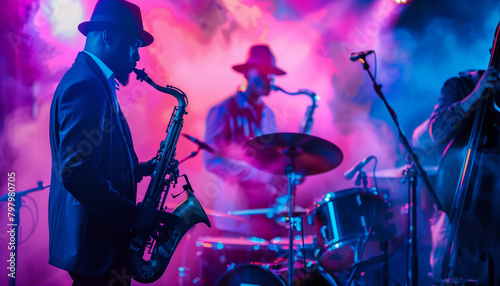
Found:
[128,68,211,283]
[271,85,319,134]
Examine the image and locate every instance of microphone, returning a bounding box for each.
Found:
[344,156,375,180]
[182,134,214,153]
[349,50,374,61]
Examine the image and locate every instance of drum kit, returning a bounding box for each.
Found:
[193,132,417,286]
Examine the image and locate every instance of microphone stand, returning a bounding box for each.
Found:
[0,181,49,286]
[354,169,368,189]
[178,147,201,164]
[355,56,443,286]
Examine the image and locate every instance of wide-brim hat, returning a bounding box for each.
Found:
[232,44,286,76]
[78,0,153,47]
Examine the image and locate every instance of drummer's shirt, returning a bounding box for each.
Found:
[202,91,286,239]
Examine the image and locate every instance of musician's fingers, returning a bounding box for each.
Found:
[486,75,500,85]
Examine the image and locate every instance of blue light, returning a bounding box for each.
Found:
[250,237,265,243]
[217,243,224,249]
[328,202,340,244]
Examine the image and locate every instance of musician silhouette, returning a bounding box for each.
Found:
[429,23,500,285]
[49,1,172,285]
[203,44,289,239]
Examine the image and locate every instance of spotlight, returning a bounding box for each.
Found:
[392,0,409,4]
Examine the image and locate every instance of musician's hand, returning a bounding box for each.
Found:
[131,206,178,233]
[141,158,157,176]
[476,67,500,98]
[269,175,288,194]
[135,158,157,183]
[462,67,500,112]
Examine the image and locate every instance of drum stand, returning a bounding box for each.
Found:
[346,239,392,286]
[346,201,391,286]
[285,164,297,286]
[244,132,343,286]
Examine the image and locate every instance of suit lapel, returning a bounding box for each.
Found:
[77,52,136,176]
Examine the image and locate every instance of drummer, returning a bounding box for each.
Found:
[203,44,288,240]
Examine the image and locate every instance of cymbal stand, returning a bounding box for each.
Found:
[285,164,297,286]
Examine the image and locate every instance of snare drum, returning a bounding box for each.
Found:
[309,188,392,271]
[196,236,275,286]
[269,235,316,259]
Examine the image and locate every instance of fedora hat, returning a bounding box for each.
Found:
[78,0,154,47]
[232,44,286,76]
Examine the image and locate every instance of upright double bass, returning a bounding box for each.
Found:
[435,23,500,285]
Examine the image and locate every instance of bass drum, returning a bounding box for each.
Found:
[215,264,285,286]
[215,263,340,286]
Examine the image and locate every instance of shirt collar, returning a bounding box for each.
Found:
[235,90,264,110]
[83,50,114,81]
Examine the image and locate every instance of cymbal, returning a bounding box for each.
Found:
[244,133,343,176]
[369,165,438,179]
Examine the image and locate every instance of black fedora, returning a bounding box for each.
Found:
[78,0,153,47]
[232,44,286,76]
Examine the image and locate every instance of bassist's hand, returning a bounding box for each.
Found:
[461,67,500,113]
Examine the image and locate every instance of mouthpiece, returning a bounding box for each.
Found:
[270,85,283,92]
[133,68,152,84]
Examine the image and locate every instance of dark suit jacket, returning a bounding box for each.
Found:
[49,52,147,275]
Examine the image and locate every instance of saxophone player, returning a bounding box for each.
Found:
[49,1,174,285]
[203,44,289,240]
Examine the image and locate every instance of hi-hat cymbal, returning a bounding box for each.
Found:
[244,133,343,176]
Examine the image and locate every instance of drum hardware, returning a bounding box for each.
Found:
[227,205,308,218]
[269,235,316,259]
[245,132,343,286]
[195,236,275,286]
[352,51,441,286]
[308,187,398,286]
[344,156,378,189]
[215,262,340,286]
[432,278,480,286]
[368,165,438,179]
